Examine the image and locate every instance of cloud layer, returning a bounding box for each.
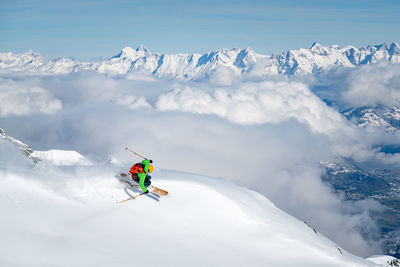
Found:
[0,78,62,116]
[156,80,347,134]
[343,63,400,108]
[313,62,400,109]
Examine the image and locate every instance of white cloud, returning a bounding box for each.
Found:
[156,81,348,135]
[208,66,237,86]
[0,78,62,116]
[342,63,400,108]
[113,94,151,109]
[312,62,400,109]
[126,70,157,81]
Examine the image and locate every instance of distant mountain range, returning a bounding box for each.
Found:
[1,42,399,78]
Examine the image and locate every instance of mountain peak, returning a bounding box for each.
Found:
[309,42,330,56]
[244,46,255,53]
[369,42,400,55]
[121,46,136,54]
[386,42,399,51]
[24,50,43,59]
[110,46,135,59]
[136,44,150,53]
[234,47,257,68]
[310,42,322,50]
[112,45,151,59]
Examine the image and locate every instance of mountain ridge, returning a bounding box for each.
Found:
[1,42,399,79]
[343,105,400,133]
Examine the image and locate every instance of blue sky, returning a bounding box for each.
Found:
[1,0,399,60]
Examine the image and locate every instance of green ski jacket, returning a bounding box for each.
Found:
[137,159,150,192]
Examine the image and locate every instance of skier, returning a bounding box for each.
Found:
[129,159,154,194]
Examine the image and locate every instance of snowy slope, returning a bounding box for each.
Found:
[1,42,399,78]
[366,255,400,266]
[0,139,392,267]
[31,150,92,166]
[0,128,34,159]
[1,128,91,166]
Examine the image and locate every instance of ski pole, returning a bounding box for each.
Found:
[125,147,148,160]
[118,192,147,203]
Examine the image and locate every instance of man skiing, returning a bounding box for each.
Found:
[129,159,154,194]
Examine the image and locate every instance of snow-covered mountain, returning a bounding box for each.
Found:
[0,137,394,266]
[1,127,35,160]
[343,106,400,133]
[0,50,45,70]
[1,42,399,78]
[0,128,91,166]
[0,50,95,74]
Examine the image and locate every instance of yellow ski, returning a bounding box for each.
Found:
[119,173,168,196]
[118,192,147,203]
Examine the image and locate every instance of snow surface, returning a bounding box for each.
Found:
[0,142,390,266]
[31,149,92,166]
[366,255,400,266]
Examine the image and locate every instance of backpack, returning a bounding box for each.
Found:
[130,163,144,181]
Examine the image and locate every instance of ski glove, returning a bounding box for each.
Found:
[143,190,150,194]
